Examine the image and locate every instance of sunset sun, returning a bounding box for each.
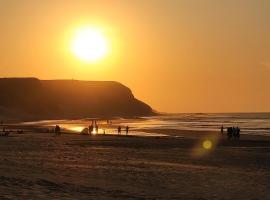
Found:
[71,27,109,62]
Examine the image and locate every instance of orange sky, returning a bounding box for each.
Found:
[0,0,270,113]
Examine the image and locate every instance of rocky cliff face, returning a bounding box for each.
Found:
[0,78,153,120]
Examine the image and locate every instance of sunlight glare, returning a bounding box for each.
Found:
[71,27,109,62]
[70,126,84,132]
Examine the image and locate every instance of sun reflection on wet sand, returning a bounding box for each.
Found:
[92,128,97,135]
[69,126,85,133]
[19,119,169,137]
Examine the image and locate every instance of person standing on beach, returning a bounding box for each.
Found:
[89,123,93,135]
[54,125,61,136]
[221,125,224,134]
[126,126,129,135]
[96,124,99,134]
[118,126,121,135]
[227,127,232,140]
[233,127,238,140]
[236,127,240,139]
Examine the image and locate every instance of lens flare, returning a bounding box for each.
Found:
[191,134,221,158]
[203,140,212,150]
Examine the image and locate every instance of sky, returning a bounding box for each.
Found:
[0,0,270,113]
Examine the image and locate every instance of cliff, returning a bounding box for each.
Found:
[0,78,153,120]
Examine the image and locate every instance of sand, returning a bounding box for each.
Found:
[0,129,269,200]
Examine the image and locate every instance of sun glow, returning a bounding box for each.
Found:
[70,126,84,133]
[202,140,213,150]
[71,27,109,62]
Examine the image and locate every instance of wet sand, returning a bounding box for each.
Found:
[0,130,269,199]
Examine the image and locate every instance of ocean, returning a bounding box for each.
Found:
[133,113,270,136]
[20,113,270,137]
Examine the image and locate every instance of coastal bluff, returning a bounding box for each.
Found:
[0,78,153,120]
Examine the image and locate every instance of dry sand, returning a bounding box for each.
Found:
[0,129,269,200]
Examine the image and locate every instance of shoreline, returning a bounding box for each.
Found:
[1,113,270,139]
[2,121,270,141]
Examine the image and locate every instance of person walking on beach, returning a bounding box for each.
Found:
[126,126,129,135]
[118,126,121,135]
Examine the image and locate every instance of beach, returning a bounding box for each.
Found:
[0,128,269,200]
[2,0,270,199]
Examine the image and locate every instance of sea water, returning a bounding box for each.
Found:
[136,113,270,136]
[20,113,270,137]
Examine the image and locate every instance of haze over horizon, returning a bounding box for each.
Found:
[1,0,270,113]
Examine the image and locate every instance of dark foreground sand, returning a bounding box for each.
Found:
[0,131,269,200]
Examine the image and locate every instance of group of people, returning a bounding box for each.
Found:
[87,120,129,136]
[220,125,241,140]
[117,125,129,135]
[89,120,99,135]
[0,121,9,136]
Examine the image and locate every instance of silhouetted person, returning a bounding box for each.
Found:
[232,126,238,140]
[126,126,129,135]
[89,124,93,135]
[227,127,233,140]
[55,125,61,136]
[118,126,121,135]
[236,127,240,139]
[221,125,224,134]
